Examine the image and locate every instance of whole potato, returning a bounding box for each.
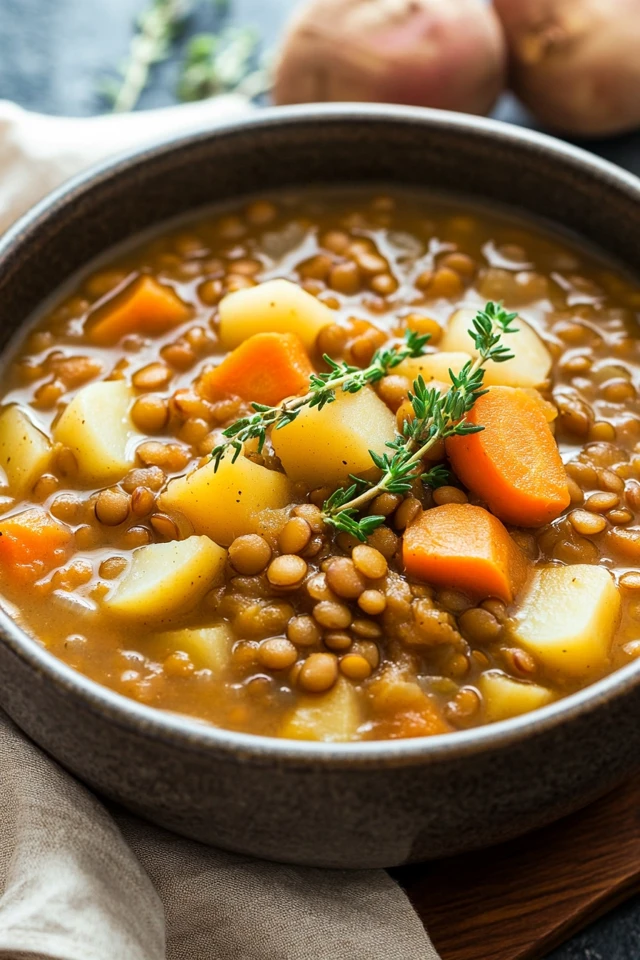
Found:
[494,0,640,136]
[274,0,506,116]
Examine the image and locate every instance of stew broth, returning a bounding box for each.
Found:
[1,189,639,741]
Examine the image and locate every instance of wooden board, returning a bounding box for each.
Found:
[392,774,640,960]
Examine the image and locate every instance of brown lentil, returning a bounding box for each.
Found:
[229,535,272,575]
[267,555,308,588]
[298,652,339,693]
[352,544,388,580]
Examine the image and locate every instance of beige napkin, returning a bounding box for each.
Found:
[0,99,441,960]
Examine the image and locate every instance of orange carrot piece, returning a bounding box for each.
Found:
[199,332,313,406]
[87,276,190,346]
[403,502,529,602]
[368,667,451,739]
[446,385,570,527]
[0,508,72,583]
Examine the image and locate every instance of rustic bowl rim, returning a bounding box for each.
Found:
[1,102,639,768]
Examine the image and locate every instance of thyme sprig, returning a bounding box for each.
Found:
[322,302,518,540]
[210,328,430,469]
[103,0,193,113]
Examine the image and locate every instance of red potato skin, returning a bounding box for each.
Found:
[274,0,507,116]
[494,0,640,137]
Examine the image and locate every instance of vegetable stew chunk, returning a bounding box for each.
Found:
[510,565,621,678]
[160,453,294,546]
[54,380,138,484]
[479,671,554,723]
[446,386,570,527]
[87,275,190,345]
[403,503,529,603]
[280,677,361,742]
[0,405,51,497]
[104,536,226,620]
[271,385,396,486]
[441,308,551,387]
[199,332,313,406]
[218,278,335,350]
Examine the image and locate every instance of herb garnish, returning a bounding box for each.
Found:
[102,0,193,113]
[210,328,430,468]
[323,303,518,539]
[212,301,518,542]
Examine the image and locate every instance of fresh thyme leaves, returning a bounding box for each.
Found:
[210,328,430,469]
[322,302,518,540]
[103,0,193,113]
[177,26,269,102]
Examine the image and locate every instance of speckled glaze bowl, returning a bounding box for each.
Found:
[1,105,640,869]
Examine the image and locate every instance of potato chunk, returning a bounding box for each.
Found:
[218,278,335,351]
[479,670,554,723]
[0,404,51,497]
[440,308,551,388]
[160,453,294,547]
[271,385,396,487]
[54,380,138,484]
[149,624,233,671]
[395,351,472,385]
[510,564,621,677]
[280,678,361,742]
[104,536,226,621]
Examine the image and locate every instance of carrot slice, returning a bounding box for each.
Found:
[446,385,570,527]
[199,332,313,406]
[0,508,72,583]
[87,276,190,346]
[368,667,451,739]
[403,502,529,602]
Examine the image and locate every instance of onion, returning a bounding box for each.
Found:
[494,0,640,137]
[274,0,507,116]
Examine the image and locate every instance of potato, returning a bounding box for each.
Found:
[274,0,506,116]
[510,564,621,677]
[395,351,471,386]
[53,380,138,484]
[280,678,361,742]
[149,624,233,672]
[160,453,294,547]
[440,308,551,388]
[494,0,640,137]
[271,384,396,487]
[0,404,51,497]
[479,670,554,723]
[104,536,226,621]
[218,278,335,351]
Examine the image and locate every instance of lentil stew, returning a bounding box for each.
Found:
[1,189,639,743]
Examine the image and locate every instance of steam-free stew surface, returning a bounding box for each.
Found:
[1,190,640,742]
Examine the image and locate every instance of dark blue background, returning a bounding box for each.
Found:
[0,1,639,956]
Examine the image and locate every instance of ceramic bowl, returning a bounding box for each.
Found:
[1,105,639,869]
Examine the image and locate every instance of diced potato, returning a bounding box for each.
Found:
[479,670,554,723]
[271,385,396,487]
[510,564,621,677]
[440,308,552,388]
[280,678,361,742]
[149,624,233,671]
[104,536,226,621]
[395,351,472,386]
[0,404,51,497]
[218,278,335,351]
[54,380,138,484]
[159,453,294,547]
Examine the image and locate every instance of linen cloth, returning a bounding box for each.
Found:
[0,98,441,960]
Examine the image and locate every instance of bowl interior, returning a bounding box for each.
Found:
[1,103,640,762]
